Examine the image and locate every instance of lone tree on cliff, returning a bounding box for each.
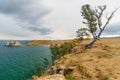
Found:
[80,4,118,48]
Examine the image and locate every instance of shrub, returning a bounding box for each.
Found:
[65,74,75,80]
[99,74,109,80]
[50,42,75,64]
[35,65,44,77]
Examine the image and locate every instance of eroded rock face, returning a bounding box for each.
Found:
[32,74,66,80]
[47,65,75,76]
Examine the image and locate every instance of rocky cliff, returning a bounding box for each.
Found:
[32,38,120,80]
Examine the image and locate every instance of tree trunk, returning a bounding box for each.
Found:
[85,37,97,49]
[85,27,104,49]
[84,8,117,49]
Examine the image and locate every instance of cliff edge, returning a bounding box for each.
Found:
[32,38,120,80]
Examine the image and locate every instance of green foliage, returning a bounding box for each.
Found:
[51,47,60,62]
[76,28,90,39]
[35,65,44,77]
[99,74,109,80]
[65,74,75,80]
[35,58,50,77]
[43,58,50,68]
[80,4,117,48]
[101,75,109,80]
[81,4,97,35]
[50,42,75,64]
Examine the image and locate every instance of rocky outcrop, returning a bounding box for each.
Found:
[5,40,22,46]
[47,65,74,75]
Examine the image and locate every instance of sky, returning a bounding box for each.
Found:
[0,0,120,40]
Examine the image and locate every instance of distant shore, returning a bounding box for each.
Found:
[27,37,120,46]
[27,40,73,47]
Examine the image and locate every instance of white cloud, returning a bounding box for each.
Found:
[0,0,52,35]
[42,0,120,39]
[0,0,120,40]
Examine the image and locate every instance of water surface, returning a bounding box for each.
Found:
[0,40,52,80]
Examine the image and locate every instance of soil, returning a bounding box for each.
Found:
[32,38,120,80]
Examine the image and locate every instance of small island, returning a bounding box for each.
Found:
[5,40,22,47]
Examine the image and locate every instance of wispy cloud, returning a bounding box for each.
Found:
[27,26,53,35]
[0,0,52,35]
[104,23,120,35]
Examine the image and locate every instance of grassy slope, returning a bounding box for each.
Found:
[32,38,120,80]
[53,38,120,80]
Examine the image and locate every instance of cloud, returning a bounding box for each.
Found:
[104,23,120,35]
[0,0,52,35]
[27,26,53,35]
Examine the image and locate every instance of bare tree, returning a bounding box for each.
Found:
[81,4,118,48]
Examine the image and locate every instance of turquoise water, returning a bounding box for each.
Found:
[0,40,52,80]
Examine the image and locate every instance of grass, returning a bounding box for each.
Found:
[96,51,114,59]
[65,74,75,80]
[50,41,75,64]
[31,38,120,80]
[98,73,109,80]
[33,41,75,77]
[78,64,92,78]
[34,58,50,77]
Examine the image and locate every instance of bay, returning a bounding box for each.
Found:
[0,40,52,80]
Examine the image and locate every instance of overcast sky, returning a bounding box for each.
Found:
[0,0,120,40]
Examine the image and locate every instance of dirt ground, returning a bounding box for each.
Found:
[32,38,120,80]
[53,38,120,80]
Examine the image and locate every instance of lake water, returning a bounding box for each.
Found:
[0,40,52,80]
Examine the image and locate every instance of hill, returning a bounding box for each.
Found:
[27,40,72,46]
[32,38,120,80]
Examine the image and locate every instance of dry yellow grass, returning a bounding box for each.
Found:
[27,40,72,46]
[53,38,120,80]
[32,38,120,80]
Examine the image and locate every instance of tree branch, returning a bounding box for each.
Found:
[95,5,106,30]
[97,8,118,38]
